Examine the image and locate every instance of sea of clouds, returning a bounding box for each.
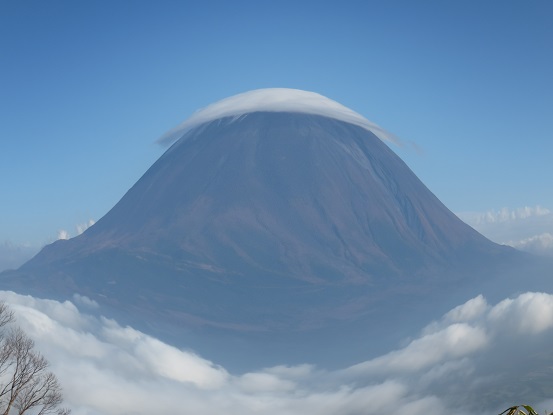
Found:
[1,289,553,415]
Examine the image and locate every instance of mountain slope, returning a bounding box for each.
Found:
[0,89,529,368]
[17,112,511,317]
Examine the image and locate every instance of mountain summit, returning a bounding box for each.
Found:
[157,88,398,146]
[2,89,519,367]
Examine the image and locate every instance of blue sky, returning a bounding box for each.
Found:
[1,1,552,254]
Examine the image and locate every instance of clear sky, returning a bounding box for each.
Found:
[1,1,552,253]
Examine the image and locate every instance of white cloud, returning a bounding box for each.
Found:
[72,294,99,309]
[235,372,296,393]
[347,323,488,376]
[458,205,553,256]
[53,219,96,242]
[508,233,553,256]
[77,219,96,235]
[57,230,70,240]
[0,290,552,415]
[442,294,488,324]
[460,206,551,225]
[487,292,553,335]
[157,88,400,147]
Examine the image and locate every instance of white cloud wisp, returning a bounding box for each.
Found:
[55,219,97,242]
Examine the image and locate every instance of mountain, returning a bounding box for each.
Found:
[0,89,528,369]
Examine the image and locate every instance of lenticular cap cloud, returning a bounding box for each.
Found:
[157,88,399,146]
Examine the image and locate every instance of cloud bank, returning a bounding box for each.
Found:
[458,205,553,256]
[157,88,400,147]
[1,290,553,415]
[461,206,551,225]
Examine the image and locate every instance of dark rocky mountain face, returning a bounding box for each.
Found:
[1,111,526,368]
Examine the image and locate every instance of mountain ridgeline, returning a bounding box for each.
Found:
[1,95,531,368]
